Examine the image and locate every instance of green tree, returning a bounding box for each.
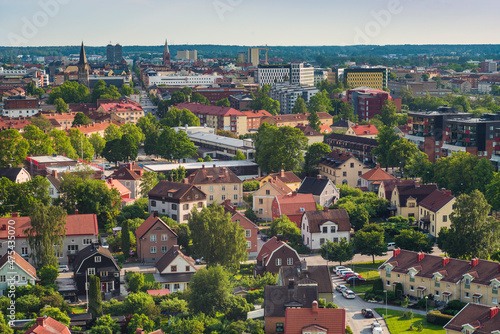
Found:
[422,73,430,81]
[248,88,280,115]
[91,314,120,334]
[0,311,13,334]
[269,215,301,244]
[0,129,29,167]
[38,265,59,286]
[91,80,120,102]
[50,129,78,159]
[127,314,155,334]
[372,126,399,168]
[128,273,145,293]
[216,129,238,139]
[88,275,102,319]
[215,98,230,107]
[439,190,500,259]
[486,172,500,211]
[39,306,71,326]
[72,112,90,127]
[157,127,197,162]
[395,229,433,253]
[160,297,188,313]
[225,296,254,321]
[187,266,232,316]
[255,123,308,173]
[354,224,387,263]
[25,202,67,268]
[308,91,331,113]
[291,97,308,114]
[390,138,419,171]
[89,133,106,157]
[121,123,145,146]
[404,150,433,182]
[320,238,354,265]
[337,100,358,122]
[244,207,258,223]
[68,128,94,161]
[102,139,122,166]
[120,133,138,162]
[191,93,210,105]
[233,150,246,160]
[181,87,193,97]
[54,97,69,113]
[30,114,53,132]
[122,220,131,257]
[124,292,155,315]
[308,109,321,132]
[22,124,54,156]
[48,81,89,104]
[104,123,123,142]
[303,143,331,176]
[379,100,398,127]
[120,84,134,96]
[0,176,51,216]
[140,171,159,197]
[189,204,247,268]
[164,166,187,182]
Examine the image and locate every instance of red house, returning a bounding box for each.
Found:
[284,301,346,334]
[255,236,301,276]
[271,193,316,228]
[222,200,259,258]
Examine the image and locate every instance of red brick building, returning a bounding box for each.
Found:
[255,236,301,276]
[242,109,272,131]
[346,87,401,121]
[135,213,178,263]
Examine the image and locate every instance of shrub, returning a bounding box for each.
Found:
[446,299,467,311]
[386,290,396,302]
[245,289,264,304]
[372,279,384,294]
[243,180,260,192]
[427,310,454,326]
[416,298,427,309]
[346,325,353,334]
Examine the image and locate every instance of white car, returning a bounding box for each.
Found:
[337,269,353,277]
[371,322,383,334]
[334,266,346,274]
[342,289,356,299]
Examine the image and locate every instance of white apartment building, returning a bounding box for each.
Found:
[269,83,319,114]
[257,65,291,86]
[148,73,222,87]
[291,62,314,86]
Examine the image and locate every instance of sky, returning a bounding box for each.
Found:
[0,0,498,47]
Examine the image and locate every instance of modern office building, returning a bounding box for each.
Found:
[177,50,198,61]
[257,65,291,86]
[268,83,319,114]
[290,62,314,86]
[340,67,388,90]
[247,48,260,67]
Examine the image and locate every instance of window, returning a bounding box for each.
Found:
[198,202,203,208]
[343,171,347,177]
[150,246,156,254]
[276,258,282,266]
[161,234,168,241]
[183,214,189,221]
[333,237,339,243]
[234,194,238,200]
[183,204,189,210]
[234,185,238,190]
[150,234,156,242]
[222,195,226,201]
[465,292,470,298]
[410,285,414,291]
[171,265,177,272]
[266,190,270,195]
[222,185,226,191]
[358,171,362,176]
[443,215,447,222]
[100,271,107,277]
[209,186,214,192]
[0,276,5,282]
[174,283,180,290]
[21,247,28,256]
[287,258,293,265]
[172,214,177,220]
[95,256,101,263]
[209,195,214,201]
[247,241,251,249]
[83,239,92,245]
[172,203,177,210]
[435,290,439,296]
[350,163,354,168]
[276,323,284,332]
[161,246,167,253]
[88,268,96,275]
[322,226,328,233]
[320,238,325,245]
[245,230,251,238]
[151,200,156,207]
[330,226,337,233]
[386,280,390,286]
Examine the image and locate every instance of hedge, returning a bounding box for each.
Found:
[426,310,454,326]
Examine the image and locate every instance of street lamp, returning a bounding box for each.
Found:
[425,295,428,314]
[385,290,388,321]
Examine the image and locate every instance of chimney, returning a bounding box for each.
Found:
[442,257,450,267]
[52,170,57,178]
[136,329,145,334]
[312,300,319,313]
[183,178,189,184]
[490,307,499,319]
[470,258,479,267]
[393,248,401,257]
[36,316,46,327]
[280,169,285,177]
[276,234,283,242]
[316,174,321,179]
[417,252,425,262]
[288,279,294,289]
[11,212,18,218]
[153,211,158,218]
[75,209,79,215]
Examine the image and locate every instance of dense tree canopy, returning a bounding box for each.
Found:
[48,81,89,104]
[160,107,200,128]
[0,129,29,167]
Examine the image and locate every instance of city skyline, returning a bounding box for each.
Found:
[0,0,498,47]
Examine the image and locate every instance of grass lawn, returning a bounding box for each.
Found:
[374,308,446,334]
[343,260,385,280]
[349,284,373,294]
[71,304,87,314]
[144,273,155,283]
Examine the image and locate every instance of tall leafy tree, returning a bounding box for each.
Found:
[353,224,387,263]
[291,97,308,114]
[89,133,106,158]
[72,112,90,127]
[121,123,145,146]
[104,123,123,142]
[390,138,419,171]
[22,125,55,156]
[0,176,51,216]
[25,202,67,268]
[308,91,331,113]
[140,171,159,197]
[308,109,321,132]
[188,204,247,268]
[187,266,232,316]
[157,127,197,162]
[30,114,53,132]
[248,88,280,115]
[127,314,155,334]
[372,126,399,168]
[102,139,122,166]
[320,238,354,265]
[160,107,200,128]
[404,150,433,182]
[88,275,102,319]
[191,93,210,105]
[54,97,69,113]
[68,128,94,161]
[379,100,398,127]
[336,100,358,122]
[120,133,138,162]
[48,81,89,104]
[486,172,500,211]
[233,150,246,160]
[50,129,78,159]
[215,98,230,107]
[394,229,433,253]
[121,220,131,257]
[303,143,331,176]
[439,190,500,259]
[0,129,29,167]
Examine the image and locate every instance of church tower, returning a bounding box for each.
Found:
[163,39,171,67]
[77,42,90,87]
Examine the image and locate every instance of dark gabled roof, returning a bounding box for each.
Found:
[0,167,25,182]
[380,179,418,201]
[73,244,119,273]
[280,265,333,294]
[108,166,142,180]
[154,245,196,273]
[419,189,455,212]
[257,236,285,262]
[135,213,178,240]
[397,184,438,207]
[188,166,242,185]
[331,119,355,128]
[148,180,206,201]
[444,303,500,334]
[303,209,350,233]
[46,174,61,191]
[297,177,333,196]
[319,151,362,169]
[264,285,318,318]
[326,132,379,145]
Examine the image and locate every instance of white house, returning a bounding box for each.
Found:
[301,209,351,251]
[0,167,31,183]
[153,245,197,293]
[297,175,339,208]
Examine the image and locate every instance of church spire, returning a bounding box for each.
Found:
[78,42,88,65]
[77,42,90,87]
[163,38,171,67]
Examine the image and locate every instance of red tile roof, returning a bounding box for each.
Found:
[175,102,245,117]
[304,209,350,233]
[361,165,395,181]
[108,164,143,181]
[0,251,37,279]
[319,124,332,134]
[135,213,178,240]
[71,120,123,135]
[242,110,272,118]
[419,189,455,212]
[147,289,170,296]
[105,179,131,196]
[295,124,322,137]
[24,316,71,334]
[99,102,143,112]
[350,124,379,136]
[268,112,332,122]
[275,193,316,216]
[256,236,284,262]
[284,307,346,334]
[0,214,98,239]
[264,170,302,185]
[188,166,242,185]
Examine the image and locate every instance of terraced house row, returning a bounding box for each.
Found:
[380,249,500,307]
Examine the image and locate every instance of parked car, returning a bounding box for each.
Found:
[261,234,268,242]
[342,289,356,299]
[334,266,346,274]
[335,284,347,293]
[195,257,204,265]
[343,272,362,280]
[58,265,69,273]
[337,269,353,277]
[371,322,383,334]
[362,308,375,318]
[387,242,396,250]
[346,276,367,284]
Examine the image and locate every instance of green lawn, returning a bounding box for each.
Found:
[71,304,87,314]
[374,308,446,334]
[344,260,385,280]
[144,273,155,283]
[349,284,373,294]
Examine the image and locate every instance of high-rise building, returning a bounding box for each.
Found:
[163,39,171,66]
[237,52,246,63]
[177,50,197,61]
[77,42,90,87]
[290,62,314,86]
[341,67,388,90]
[268,83,319,114]
[114,43,122,63]
[247,48,260,67]
[106,43,115,63]
[481,60,497,73]
[257,65,291,86]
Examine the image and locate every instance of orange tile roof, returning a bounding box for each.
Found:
[24,316,71,334]
[361,165,395,181]
[105,179,131,196]
[100,102,143,112]
[71,120,123,135]
[275,193,316,216]
[350,124,379,136]
[242,110,272,118]
[320,124,332,134]
[284,307,346,334]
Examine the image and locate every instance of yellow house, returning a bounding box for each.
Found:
[418,189,456,238]
[318,151,369,187]
[345,124,379,139]
[380,249,500,308]
[259,170,302,192]
[444,303,500,334]
[390,184,437,220]
[187,166,243,206]
[253,179,291,221]
[261,112,333,128]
